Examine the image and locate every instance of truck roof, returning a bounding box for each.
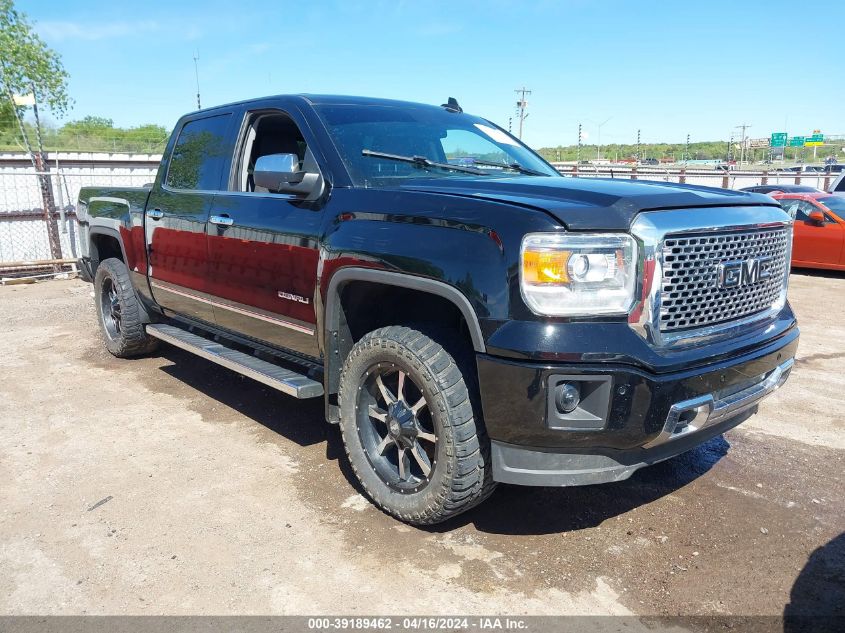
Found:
[184,94,451,118]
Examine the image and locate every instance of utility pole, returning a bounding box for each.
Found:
[636,129,641,163]
[735,123,751,167]
[577,123,582,164]
[595,117,611,161]
[685,134,690,163]
[193,51,202,109]
[25,85,62,263]
[514,87,531,139]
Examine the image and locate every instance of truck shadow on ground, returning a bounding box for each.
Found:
[784,531,845,628]
[156,346,731,536]
[439,437,730,535]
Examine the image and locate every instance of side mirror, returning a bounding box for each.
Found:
[808,210,826,225]
[253,152,323,199]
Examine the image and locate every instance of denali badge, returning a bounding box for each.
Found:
[278,291,310,305]
[717,257,773,289]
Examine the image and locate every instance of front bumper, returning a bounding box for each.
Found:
[478,326,798,486]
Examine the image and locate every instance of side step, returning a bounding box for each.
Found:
[146,324,324,399]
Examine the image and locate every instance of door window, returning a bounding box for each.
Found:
[235,112,310,193]
[165,114,232,191]
[779,199,800,219]
[794,201,834,223]
[794,201,816,222]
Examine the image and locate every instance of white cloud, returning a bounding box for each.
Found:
[36,19,164,42]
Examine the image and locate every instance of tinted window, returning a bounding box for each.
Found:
[836,177,845,192]
[166,114,231,190]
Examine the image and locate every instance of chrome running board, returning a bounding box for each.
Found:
[146,324,324,399]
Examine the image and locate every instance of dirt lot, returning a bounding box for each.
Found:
[0,273,842,618]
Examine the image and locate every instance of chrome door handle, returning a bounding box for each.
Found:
[147,209,164,220]
[209,215,234,226]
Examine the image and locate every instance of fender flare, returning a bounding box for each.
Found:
[88,225,130,267]
[321,268,487,422]
[323,267,486,354]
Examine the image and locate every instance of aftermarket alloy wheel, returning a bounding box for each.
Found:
[338,326,495,524]
[356,362,438,493]
[93,258,158,358]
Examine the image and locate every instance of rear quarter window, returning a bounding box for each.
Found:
[165,114,232,191]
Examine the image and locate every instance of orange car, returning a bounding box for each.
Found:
[773,192,845,271]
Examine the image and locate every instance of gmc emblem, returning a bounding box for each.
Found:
[717,257,773,289]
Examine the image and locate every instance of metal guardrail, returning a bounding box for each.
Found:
[550,164,836,192]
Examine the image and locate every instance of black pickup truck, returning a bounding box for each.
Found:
[77,95,798,525]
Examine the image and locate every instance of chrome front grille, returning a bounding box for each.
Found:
[659,227,790,332]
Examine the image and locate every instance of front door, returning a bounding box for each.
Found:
[146,112,233,324]
[791,200,845,266]
[206,109,323,358]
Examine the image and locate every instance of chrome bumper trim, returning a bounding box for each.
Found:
[643,357,794,449]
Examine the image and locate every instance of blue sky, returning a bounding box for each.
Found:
[18,0,845,147]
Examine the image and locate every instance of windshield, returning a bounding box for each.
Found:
[819,196,845,215]
[314,103,559,187]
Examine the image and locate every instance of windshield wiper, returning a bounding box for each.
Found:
[468,159,551,177]
[361,149,490,176]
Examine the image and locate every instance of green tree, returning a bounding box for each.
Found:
[0,0,70,261]
[0,0,70,117]
[0,96,18,137]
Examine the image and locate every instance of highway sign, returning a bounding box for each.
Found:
[789,136,805,147]
[770,132,787,147]
[749,138,770,149]
[805,133,824,147]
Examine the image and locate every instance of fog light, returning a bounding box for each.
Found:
[555,381,581,413]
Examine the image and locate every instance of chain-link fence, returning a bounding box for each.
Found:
[0,166,157,281]
[1,157,839,281]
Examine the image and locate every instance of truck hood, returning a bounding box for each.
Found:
[400,176,779,230]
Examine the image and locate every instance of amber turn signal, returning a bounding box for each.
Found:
[523,249,571,284]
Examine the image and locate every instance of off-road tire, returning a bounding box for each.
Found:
[94,258,158,358]
[338,326,495,525]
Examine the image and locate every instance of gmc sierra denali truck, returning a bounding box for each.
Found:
[77,95,798,525]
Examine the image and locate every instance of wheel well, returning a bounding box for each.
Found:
[326,279,480,408]
[90,232,124,273]
[341,281,471,344]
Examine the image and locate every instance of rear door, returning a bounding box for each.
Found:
[146,112,234,324]
[204,106,324,358]
[791,200,845,266]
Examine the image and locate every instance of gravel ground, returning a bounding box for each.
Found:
[0,272,842,618]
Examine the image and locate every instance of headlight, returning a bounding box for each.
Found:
[520,233,637,316]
